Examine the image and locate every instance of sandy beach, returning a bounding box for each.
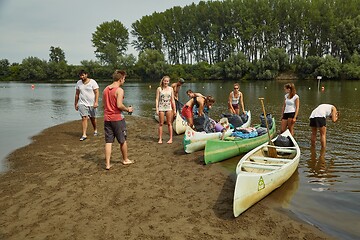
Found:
[0,116,333,239]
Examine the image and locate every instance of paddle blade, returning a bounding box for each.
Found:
[267,143,278,158]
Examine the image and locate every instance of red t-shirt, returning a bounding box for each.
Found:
[103,86,123,121]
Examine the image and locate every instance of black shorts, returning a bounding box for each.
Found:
[309,117,326,128]
[104,119,127,144]
[282,112,295,120]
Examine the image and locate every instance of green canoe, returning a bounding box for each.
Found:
[204,118,276,164]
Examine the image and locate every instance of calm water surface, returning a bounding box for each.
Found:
[0,80,359,239]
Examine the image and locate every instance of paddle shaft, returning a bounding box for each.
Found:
[259,98,273,145]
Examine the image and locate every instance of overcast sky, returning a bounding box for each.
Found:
[0,0,205,65]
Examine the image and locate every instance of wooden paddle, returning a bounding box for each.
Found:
[259,98,277,158]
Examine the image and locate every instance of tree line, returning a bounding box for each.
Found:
[1,0,360,82]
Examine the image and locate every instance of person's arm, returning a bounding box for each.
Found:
[170,87,176,116]
[155,87,160,115]
[293,97,300,122]
[239,92,245,114]
[116,88,131,113]
[281,98,286,119]
[198,97,205,116]
[171,83,178,100]
[331,106,338,122]
[102,88,106,110]
[93,88,99,108]
[228,92,235,114]
[74,89,80,111]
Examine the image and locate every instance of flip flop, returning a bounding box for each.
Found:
[80,136,87,141]
[121,160,135,165]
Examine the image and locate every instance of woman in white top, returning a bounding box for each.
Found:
[309,104,339,149]
[156,76,176,144]
[280,83,299,135]
[228,83,245,115]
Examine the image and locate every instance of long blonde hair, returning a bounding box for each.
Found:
[159,76,170,89]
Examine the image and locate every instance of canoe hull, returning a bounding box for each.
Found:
[183,111,251,153]
[204,118,276,164]
[154,111,187,135]
[233,129,300,217]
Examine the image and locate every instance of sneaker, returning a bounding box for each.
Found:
[80,136,87,141]
[94,132,98,136]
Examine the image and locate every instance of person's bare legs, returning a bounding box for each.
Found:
[105,142,112,170]
[311,127,317,147]
[187,117,194,129]
[165,111,173,144]
[90,117,97,134]
[319,126,327,150]
[288,118,295,135]
[120,141,133,164]
[280,119,287,133]
[158,112,165,143]
[81,116,88,137]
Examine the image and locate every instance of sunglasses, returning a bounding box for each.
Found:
[234,87,239,90]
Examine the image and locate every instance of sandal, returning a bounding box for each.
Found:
[80,136,87,141]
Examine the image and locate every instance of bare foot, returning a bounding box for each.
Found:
[167,139,172,144]
[158,139,163,144]
[122,159,134,165]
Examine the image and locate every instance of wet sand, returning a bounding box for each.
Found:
[0,116,333,239]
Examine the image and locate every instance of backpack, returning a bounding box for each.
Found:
[193,115,215,133]
[260,113,273,129]
[221,114,244,128]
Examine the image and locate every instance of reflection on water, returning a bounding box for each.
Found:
[0,80,360,239]
[307,147,336,192]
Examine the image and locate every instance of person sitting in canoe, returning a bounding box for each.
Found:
[181,95,215,129]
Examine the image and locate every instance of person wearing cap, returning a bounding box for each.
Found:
[171,78,185,101]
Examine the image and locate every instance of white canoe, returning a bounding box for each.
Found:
[183,111,251,153]
[233,129,300,217]
[154,110,188,135]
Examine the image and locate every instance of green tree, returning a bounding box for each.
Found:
[92,20,129,66]
[0,59,10,80]
[19,57,48,81]
[315,55,341,79]
[134,49,167,80]
[49,46,66,63]
[47,61,69,80]
[224,52,249,79]
[342,51,360,79]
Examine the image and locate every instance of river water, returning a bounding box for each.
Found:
[0,80,359,239]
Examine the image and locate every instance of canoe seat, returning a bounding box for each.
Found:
[262,146,297,154]
[242,162,280,170]
[246,161,284,166]
[249,156,292,163]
